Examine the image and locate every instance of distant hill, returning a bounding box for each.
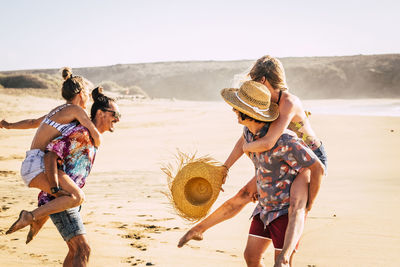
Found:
[1,54,400,100]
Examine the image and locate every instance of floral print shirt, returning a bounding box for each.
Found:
[244,124,316,226]
[38,125,97,206]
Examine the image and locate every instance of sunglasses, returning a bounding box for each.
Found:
[102,109,121,119]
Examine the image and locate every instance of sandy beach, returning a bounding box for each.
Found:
[1,92,400,266]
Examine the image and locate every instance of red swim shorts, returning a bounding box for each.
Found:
[249,214,299,250]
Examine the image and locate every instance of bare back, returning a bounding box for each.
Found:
[30,104,79,150]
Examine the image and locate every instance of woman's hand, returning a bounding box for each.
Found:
[0,119,10,129]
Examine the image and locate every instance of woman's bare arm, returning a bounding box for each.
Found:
[0,115,46,129]
[243,99,295,153]
[71,105,102,147]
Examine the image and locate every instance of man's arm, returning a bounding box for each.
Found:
[223,135,245,169]
[0,115,45,129]
[178,176,257,247]
[221,135,245,184]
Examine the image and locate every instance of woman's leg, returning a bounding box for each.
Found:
[26,216,49,244]
[275,169,310,266]
[6,170,84,234]
[244,235,271,267]
[29,170,85,218]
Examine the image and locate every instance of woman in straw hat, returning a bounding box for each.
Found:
[179,79,325,266]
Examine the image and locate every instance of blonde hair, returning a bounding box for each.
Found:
[248,55,288,91]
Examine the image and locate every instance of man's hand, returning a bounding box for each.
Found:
[178,227,204,248]
[221,165,229,191]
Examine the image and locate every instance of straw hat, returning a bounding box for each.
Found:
[162,151,226,222]
[221,80,279,122]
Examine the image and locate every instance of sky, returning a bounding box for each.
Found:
[0,0,399,71]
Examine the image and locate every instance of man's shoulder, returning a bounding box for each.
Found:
[67,125,90,136]
[275,133,297,146]
[63,125,93,145]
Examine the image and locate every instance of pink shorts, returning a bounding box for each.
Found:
[249,214,299,250]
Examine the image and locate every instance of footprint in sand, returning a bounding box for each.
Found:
[0,170,17,176]
[130,242,147,251]
[1,205,10,211]
[102,212,115,215]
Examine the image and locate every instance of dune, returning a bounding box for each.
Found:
[0,93,399,266]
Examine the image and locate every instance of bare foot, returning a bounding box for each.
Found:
[6,210,34,235]
[178,228,204,248]
[26,216,48,244]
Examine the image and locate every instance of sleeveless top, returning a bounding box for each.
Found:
[277,90,320,150]
[42,104,78,135]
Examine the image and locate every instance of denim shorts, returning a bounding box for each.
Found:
[312,142,328,171]
[20,149,45,187]
[49,206,86,241]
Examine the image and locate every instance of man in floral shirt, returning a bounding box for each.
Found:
[243,123,316,228]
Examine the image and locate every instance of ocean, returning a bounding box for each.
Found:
[303,99,400,117]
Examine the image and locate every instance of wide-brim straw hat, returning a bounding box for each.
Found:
[221,80,279,122]
[162,151,226,222]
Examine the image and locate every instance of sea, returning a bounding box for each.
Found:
[302,99,400,117]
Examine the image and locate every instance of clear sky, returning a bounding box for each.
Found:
[0,0,399,71]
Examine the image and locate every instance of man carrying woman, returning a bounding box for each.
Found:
[5,85,121,267]
[179,56,327,267]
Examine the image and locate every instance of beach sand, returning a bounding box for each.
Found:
[1,93,399,266]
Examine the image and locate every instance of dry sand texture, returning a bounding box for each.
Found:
[1,93,400,266]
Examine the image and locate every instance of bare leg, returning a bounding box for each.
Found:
[274,169,310,267]
[65,234,91,267]
[64,241,75,267]
[29,170,85,219]
[244,235,271,267]
[178,176,257,247]
[26,216,49,244]
[6,170,84,234]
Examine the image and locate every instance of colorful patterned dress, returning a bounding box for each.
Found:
[38,125,97,206]
[243,124,317,226]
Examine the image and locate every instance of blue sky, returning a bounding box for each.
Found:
[0,0,399,71]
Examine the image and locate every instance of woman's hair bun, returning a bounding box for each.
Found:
[62,67,73,81]
[91,86,104,102]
